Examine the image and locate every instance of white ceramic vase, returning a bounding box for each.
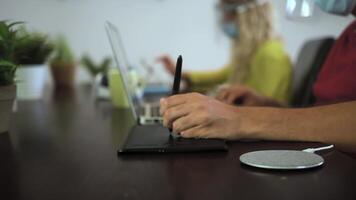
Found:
[16,64,48,100]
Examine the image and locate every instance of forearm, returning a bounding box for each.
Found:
[187,66,230,88]
[238,101,356,153]
[254,95,285,107]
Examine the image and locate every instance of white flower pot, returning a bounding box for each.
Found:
[0,85,16,134]
[16,64,48,100]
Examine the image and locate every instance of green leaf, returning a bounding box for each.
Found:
[8,21,25,28]
[0,59,17,85]
[81,55,112,77]
[50,35,75,65]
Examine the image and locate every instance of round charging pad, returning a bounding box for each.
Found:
[240,150,324,170]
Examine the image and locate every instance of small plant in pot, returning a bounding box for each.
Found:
[81,54,111,84]
[0,21,21,133]
[49,36,76,88]
[14,27,54,100]
[81,54,112,99]
[14,27,53,65]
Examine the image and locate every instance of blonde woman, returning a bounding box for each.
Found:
[158,0,292,105]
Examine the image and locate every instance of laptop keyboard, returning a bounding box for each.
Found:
[151,106,160,117]
[139,103,160,118]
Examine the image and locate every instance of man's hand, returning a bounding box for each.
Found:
[216,85,279,107]
[160,93,243,139]
[160,93,356,153]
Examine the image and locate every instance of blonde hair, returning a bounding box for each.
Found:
[225,1,275,84]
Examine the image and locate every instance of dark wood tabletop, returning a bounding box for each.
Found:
[2,86,356,200]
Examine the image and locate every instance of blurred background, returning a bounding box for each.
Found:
[0,0,354,84]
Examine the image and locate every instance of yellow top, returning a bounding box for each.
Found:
[187,40,292,105]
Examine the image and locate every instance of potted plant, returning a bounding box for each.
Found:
[81,54,111,80]
[14,28,53,100]
[81,54,112,99]
[0,21,20,133]
[49,36,76,88]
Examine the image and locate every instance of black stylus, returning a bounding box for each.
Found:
[169,55,182,133]
[172,55,182,95]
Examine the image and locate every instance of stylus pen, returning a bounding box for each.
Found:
[169,55,182,133]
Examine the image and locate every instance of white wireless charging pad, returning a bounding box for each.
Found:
[240,150,324,170]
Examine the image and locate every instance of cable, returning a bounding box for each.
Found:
[302,145,334,153]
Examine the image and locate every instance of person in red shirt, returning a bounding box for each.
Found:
[313,19,356,105]
[159,0,356,154]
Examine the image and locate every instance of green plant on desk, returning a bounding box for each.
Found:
[12,27,54,99]
[0,21,21,133]
[50,35,75,64]
[0,60,16,85]
[14,28,53,65]
[81,54,111,78]
[49,35,76,88]
[0,20,23,62]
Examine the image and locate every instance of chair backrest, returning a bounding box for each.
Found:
[291,37,335,107]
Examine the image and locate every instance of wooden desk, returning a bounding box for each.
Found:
[2,86,356,200]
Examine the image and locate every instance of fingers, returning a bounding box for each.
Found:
[156,55,170,63]
[162,104,191,128]
[160,93,212,135]
[160,93,203,115]
[217,86,249,104]
[171,113,201,134]
[160,93,204,128]
[156,55,175,75]
[180,125,211,139]
[160,94,187,115]
[226,91,244,104]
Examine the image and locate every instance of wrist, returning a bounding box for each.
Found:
[223,106,258,140]
[231,107,281,140]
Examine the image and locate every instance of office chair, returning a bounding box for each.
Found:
[291,37,335,107]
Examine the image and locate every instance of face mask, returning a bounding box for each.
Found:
[314,0,356,16]
[221,22,239,39]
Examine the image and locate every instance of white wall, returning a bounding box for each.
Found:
[0,0,354,83]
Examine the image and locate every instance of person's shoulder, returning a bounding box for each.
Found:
[254,39,288,61]
[258,39,284,53]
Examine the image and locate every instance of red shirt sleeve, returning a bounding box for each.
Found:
[313,20,356,105]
